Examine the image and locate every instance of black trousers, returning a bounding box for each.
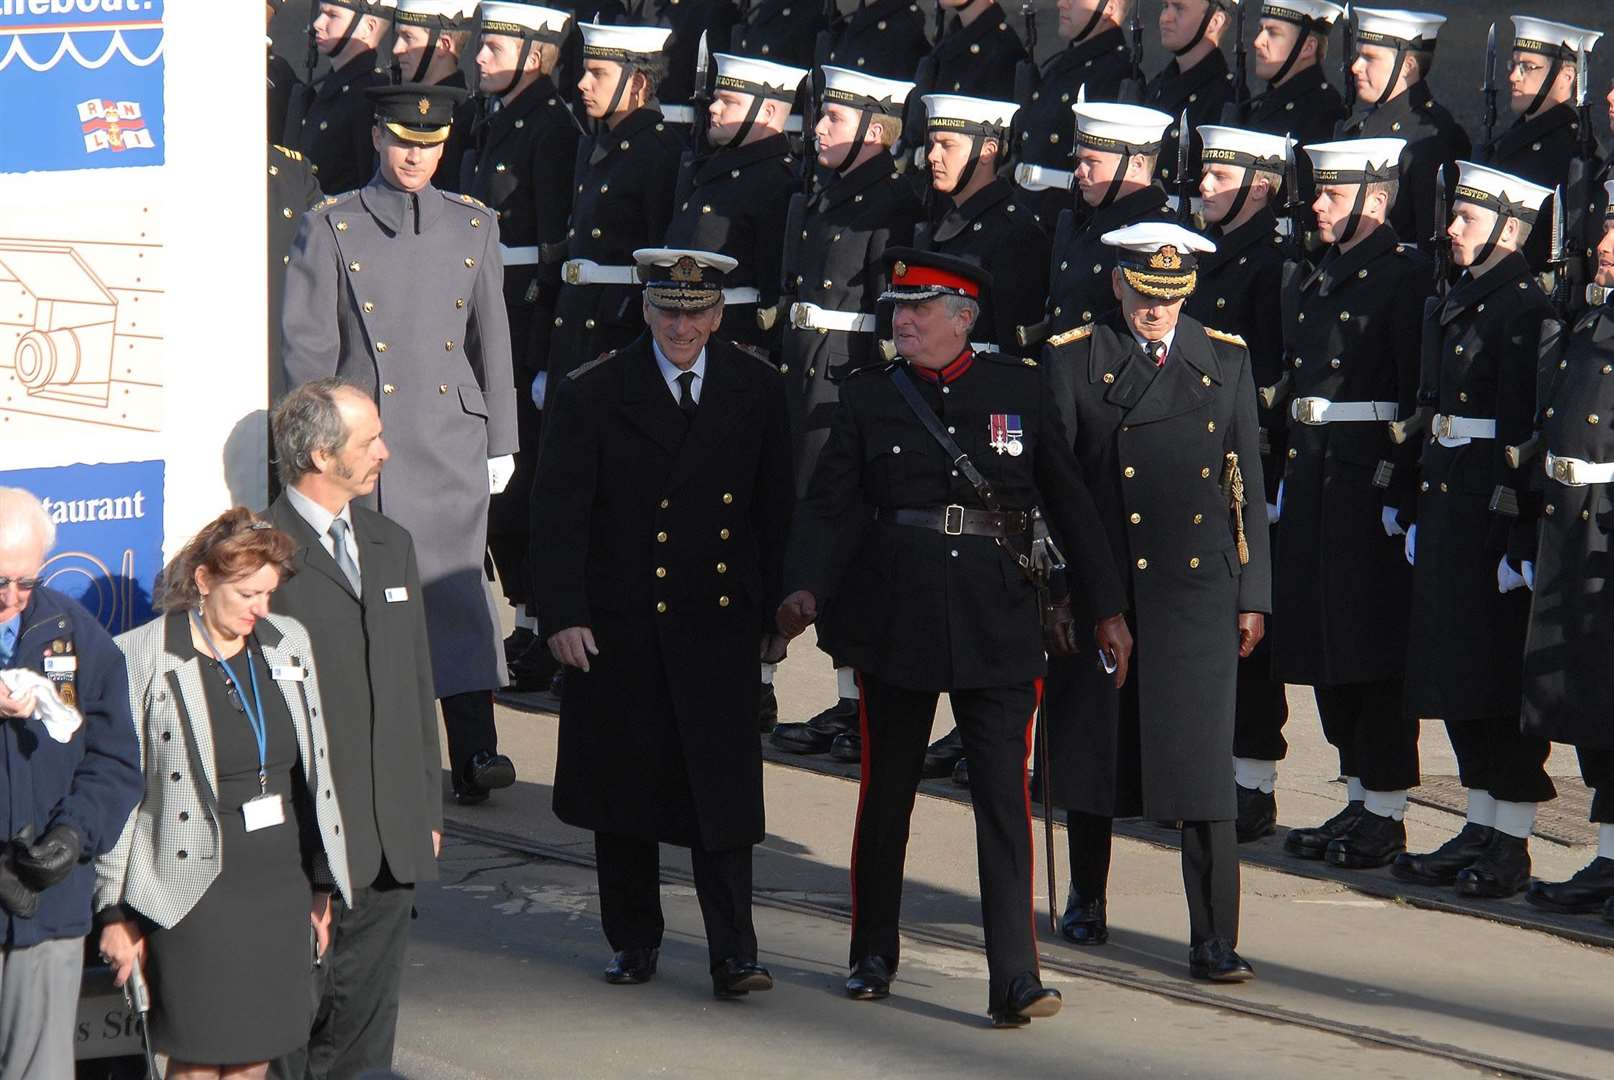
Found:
[1578,747,1614,823]
[440,690,498,778]
[1067,813,1240,948]
[1314,678,1419,791]
[1445,717,1556,804]
[1233,647,1289,761]
[593,832,756,969]
[851,672,1040,1010]
[271,866,415,1080]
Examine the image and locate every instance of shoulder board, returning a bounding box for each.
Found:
[271,144,303,161]
[453,191,491,211]
[1047,324,1095,347]
[1203,327,1247,348]
[568,350,617,379]
[310,190,359,213]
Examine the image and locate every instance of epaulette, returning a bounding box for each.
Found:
[454,191,491,211]
[728,341,779,369]
[1204,327,1247,348]
[568,350,617,379]
[1047,324,1095,347]
[310,190,359,213]
[271,144,303,161]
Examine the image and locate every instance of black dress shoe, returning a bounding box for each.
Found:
[465,750,516,792]
[1235,785,1277,843]
[503,626,537,662]
[711,958,773,999]
[1189,938,1255,982]
[758,684,779,734]
[829,731,862,763]
[1603,896,1614,926]
[845,955,894,1000]
[1525,856,1614,914]
[1283,801,1364,860]
[952,756,969,787]
[921,729,964,779]
[1059,889,1107,946]
[506,645,560,693]
[1391,822,1494,886]
[1326,809,1405,868]
[770,698,859,755]
[1456,830,1532,899]
[990,972,1062,1027]
[604,947,659,984]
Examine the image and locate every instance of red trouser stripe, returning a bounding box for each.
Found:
[1024,676,1045,970]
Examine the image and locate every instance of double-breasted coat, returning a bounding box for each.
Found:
[782,150,924,492]
[549,108,683,375]
[280,179,517,699]
[900,3,1026,159]
[1480,103,1581,272]
[1336,81,1471,249]
[1404,253,1551,720]
[280,48,388,198]
[1521,305,1614,750]
[1272,225,1429,686]
[1045,183,1170,337]
[1043,316,1271,821]
[665,133,799,354]
[1144,49,1235,195]
[785,351,1126,692]
[530,336,795,850]
[1232,64,1346,224]
[729,0,826,67]
[914,177,1049,354]
[824,0,931,80]
[266,496,444,889]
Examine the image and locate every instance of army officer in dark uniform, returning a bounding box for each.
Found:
[777,249,1131,1026]
[531,248,795,998]
[1044,222,1269,983]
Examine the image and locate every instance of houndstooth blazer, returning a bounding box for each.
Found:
[95,612,354,928]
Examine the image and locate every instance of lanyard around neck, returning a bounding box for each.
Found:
[192,613,269,793]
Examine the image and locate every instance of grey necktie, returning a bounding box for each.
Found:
[328,517,361,595]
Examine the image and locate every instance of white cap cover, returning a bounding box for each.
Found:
[1259,1,1346,27]
[1509,17,1602,60]
[1352,8,1446,51]
[1303,137,1407,183]
[923,94,1018,134]
[1453,160,1554,223]
[1198,125,1295,170]
[821,66,914,115]
[578,22,674,62]
[479,2,570,40]
[1072,102,1174,153]
[713,53,809,100]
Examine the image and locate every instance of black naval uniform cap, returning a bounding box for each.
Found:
[366,82,469,145]
[878,247,993,305]
[634,248,739,311]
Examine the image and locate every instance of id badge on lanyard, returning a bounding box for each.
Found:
[193,614,284,832]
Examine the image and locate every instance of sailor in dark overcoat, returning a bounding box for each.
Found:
[1392,162,1557,899]
[1143,0,1236,198]
[823,0,932,81]
[1044,222,1270,983]
[530,249,795,997]
[280,0,390,197]
[896,0,1027,172]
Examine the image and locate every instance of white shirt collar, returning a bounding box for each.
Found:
[652,339,707,402]
[285,484,353,542]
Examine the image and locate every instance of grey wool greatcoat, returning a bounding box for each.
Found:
[280,179,517,699]
[1043,315,1271,821]
[529,336,795,851]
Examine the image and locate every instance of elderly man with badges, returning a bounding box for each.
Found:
[531,249,795,999]
[1392,162,1556,900]
[1044,222,1270,982]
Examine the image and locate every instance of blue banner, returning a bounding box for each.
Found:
[1,459,163,633]
[0,1,165,173]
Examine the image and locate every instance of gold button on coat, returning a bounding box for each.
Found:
[718,596,730,607]
[716,563,727,574]
[656,531,668,542]
[656,601,668,613]
[382,384,395,394]
[1129,513,1141,524]
[722,493,733,504]
[655,567,667,578]
[1123,466,1135,477]
[1136,558,1148,570]
[1189,557,1200,568]
[719,528,730,540]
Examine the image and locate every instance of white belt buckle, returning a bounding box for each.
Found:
[1292,397,1327,425]
[943,504,966,536]
[1551,455,1579,486]
[562,259,584,286]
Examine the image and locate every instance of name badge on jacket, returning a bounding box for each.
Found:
[270,665,308,682]
[44,639,78,708]
[384,587,409,603]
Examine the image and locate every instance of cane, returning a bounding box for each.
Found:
[123,961,160,1080]
[1037,700,1059,936]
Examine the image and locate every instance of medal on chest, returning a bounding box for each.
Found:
[989,413,1024,456]
[43,638,77,709]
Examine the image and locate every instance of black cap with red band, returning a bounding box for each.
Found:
[878,248,993,304]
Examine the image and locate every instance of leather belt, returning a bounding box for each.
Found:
[562,258,758,303]
[499,244,539,266]
[1545,452,1614,486]
[876,504,1029,538]
[790,302,874,333]
[1014,163,1074,192]
[1289,397,1399,425]
[658,105,801,132]
[1431,413,1497,447]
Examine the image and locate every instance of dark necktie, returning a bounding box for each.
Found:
[1145,340,1167,366]
[676,370,698,418]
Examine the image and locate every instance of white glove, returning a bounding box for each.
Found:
[1522,560,1535,591]
[1274,480,1285,522]
[0,669,83,744]
[1497,556,1526,593]
[1404,524,1416,566]
[531,370,548,410]
[1381,506,1406,538]
[1266,501,1280,523]
[488,455,515,495]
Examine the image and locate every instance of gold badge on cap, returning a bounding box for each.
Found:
[671,256,703,283]
[417,97,432,117]
[893,260,908,279]
[1150,246,1182,271]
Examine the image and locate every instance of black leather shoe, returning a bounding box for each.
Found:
[1283,801,1364,860]
[1603,896,1614,925]
[1456,830,1532,899]
[845,955,894,1000]
[921,729,964,779]
[1325,809,1406,869]
[466,750,516,792]
[1235,785,1277,843]
[506,644,560,693]
[1525,856,1614,914]
[990,973,1062,1027]
[952,756,969,788]
[758,684,779,734]
[604,947,658,984]
[1391,822,1494,886]
[1059,889,1107,946]
[770,698,858,755]
[829,731,862,763]
[503,626,537,663]
[1189,938,1255,983]
[712,958,773,999]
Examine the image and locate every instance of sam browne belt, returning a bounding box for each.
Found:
[875,505,1030,538]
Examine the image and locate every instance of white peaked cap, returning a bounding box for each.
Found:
[1453,160,1554,221]
[1073,102,1174,151]
[1102,222,1217,256]
[713,53,809,98]
[394,0,478,21]
[578,22,674,60]
[1198,125,1295,168]
[1303,137,1407,182]
[479,2,571,38]
[821,66,914,113]
[923,94,1018,132]
[1352,8,1446,48]
[1103,223,1216,300]
[1260,1,1346,26]
[1509,17,1602,59]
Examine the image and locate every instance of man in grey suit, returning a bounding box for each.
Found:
[265,380,443,1080]
[280,82,518,804]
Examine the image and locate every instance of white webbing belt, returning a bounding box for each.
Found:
[499,244,539,266]
[1545,452,1614,486]
[1014,163,1075,192]
[1289,397,1399,425]
[1431,413,1497,448]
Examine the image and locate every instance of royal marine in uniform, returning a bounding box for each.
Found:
[1392,163,1557,899]
[281,0,390,197]
[280,84,520,804]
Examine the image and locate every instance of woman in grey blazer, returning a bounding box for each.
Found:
[94,508,354,1079]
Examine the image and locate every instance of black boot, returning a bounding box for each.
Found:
[770,697,858,754]
[1525,856,1614,914]
[921,728,964,779]
[1455,830,1532,899]
[1282,801,1364,859]
[1391,822,1494,886]
[1325,809,1406,869]
[1235,785,1277,843]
